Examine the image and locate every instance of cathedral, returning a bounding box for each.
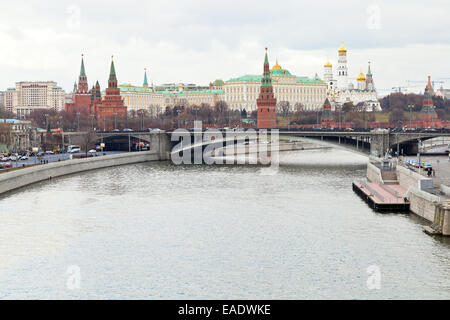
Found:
[323,43,382,112]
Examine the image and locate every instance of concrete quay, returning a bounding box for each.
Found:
[0,150,164,196]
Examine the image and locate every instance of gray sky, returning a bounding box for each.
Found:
[0,0,449,95]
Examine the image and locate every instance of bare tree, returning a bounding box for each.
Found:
[277,101,291,117]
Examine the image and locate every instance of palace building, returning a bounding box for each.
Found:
[323,43,381,112]
[118,71,224,115]
[224,59,327,113]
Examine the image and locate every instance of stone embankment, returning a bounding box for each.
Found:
[0,151,161,196]
[366,157,450,236]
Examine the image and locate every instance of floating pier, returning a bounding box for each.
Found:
[353,181,410,212]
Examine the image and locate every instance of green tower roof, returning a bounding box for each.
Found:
[80,56,86,77]
[109,58,117,82]
[143,69,148,86]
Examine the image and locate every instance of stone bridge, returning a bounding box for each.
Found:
[62,129,450,158]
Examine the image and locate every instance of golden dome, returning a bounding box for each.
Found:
[338,43,347,53]
[272,59,282,70]
[356,70,366,81]
[324,61,332,68]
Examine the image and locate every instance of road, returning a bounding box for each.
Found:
[1,151,124,170]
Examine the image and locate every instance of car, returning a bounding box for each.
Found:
[146,128,153,132]
[88,149,97,154]
[112,129,120,132]
[45,151,54,155]
[20,156,29,161]
[69,148,80,153]
[1,162,12,168]
[9,156,18,161]
[2,157,10,162]
[153,128,161,132]
[123,128,133,132]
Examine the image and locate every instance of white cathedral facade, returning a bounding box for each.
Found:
[323,44,382,112]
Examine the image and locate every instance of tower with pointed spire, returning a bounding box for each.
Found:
[78,55,89,93]
[143,68,149,88]
[257,48,277,129]
[320,98,336,128]
[93,56,127,130]
[413,75,441,128]
[365,62,375,91]
[65,54,93,115]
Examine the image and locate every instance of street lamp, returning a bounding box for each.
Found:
[76,112,80,132]
[408,104,414,130]
[90,114,95,131]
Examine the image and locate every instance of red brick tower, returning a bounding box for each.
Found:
[257,48,277,129]
[320,98,335,128]
[95,57,127,130]
[417,75,440,128]
[65,55,92,114]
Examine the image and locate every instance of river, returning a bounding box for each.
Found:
[0,148,449,299]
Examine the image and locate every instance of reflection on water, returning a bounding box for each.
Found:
[0,149,449,299]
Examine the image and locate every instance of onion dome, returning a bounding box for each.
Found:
[356,70,366,81]
[324,61,332,68]
[272,59,282,70]
[338,43,347,53]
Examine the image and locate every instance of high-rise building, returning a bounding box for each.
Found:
[257,49,277,129]
[5,81,65,118]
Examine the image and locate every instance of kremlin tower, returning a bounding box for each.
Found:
[93,57,127,130]
[65,55,92,114]
[320,98,335,128]
[66,55,127,130]
[417,76,439,128]
[257,48,277,129]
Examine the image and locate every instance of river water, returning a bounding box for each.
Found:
[0,148,449,299]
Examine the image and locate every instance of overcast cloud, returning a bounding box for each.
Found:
[0,0,449,94]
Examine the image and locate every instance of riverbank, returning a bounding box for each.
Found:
[364,157,450,236]
[0,151,162,196]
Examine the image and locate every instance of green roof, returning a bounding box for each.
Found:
[227,75,264,82]
[163,89,224,96]
[227,75,324,85]
[296,77,325,84]
[119,84,223,95]
[119,84,153,93]
[271,68,292,76]
[213,79,225,86]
